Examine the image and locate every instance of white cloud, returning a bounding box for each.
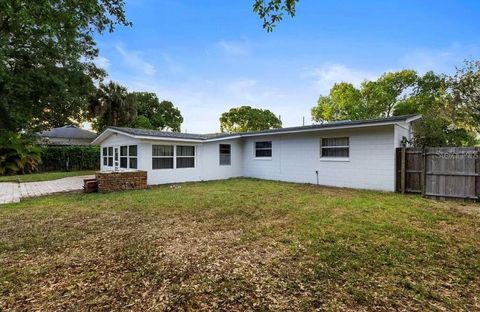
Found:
[94,56,111,70]
[161,53,185,75]
[400,45,456,75]
[226,79,257,101]
[115,43,156,76]
[217,39,251,56]
[305,64,378,95]
[399,43,479,75]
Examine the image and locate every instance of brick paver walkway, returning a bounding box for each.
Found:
[0,183,21,204]
[0,175,94,205]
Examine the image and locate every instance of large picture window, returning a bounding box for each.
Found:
[219,144,231,166]
[152,145,174,169]
[176,146,195,168]
[255,141,272,158]
[321,137,349,158]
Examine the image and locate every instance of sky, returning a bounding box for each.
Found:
[92,0,480,133]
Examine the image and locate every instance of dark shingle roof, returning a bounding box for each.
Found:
[239,114,419,136]
[38,125,97,139]
[108,127,213,140]
[105,115,419,142]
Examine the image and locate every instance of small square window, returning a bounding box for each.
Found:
[129,145,137,157]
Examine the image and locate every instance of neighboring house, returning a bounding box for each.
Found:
[92,115,421,191]
[37,125,97,146]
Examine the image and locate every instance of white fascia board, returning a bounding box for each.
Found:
[92,129,204,144]
[204,135,241,142]
[405,114,422,123]
[91,130,114,145]
[236,121,398,138]
[136,136,203,143]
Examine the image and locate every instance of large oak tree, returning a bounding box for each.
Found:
[220,106,282,133]
[131,92,183,132]
[0,0,130,133]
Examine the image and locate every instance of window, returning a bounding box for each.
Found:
[120,146,128,168]
[129,145,138,169]
[176,146,195,168]
[255,141,272,158]
[103,147,108,166]
[152,145,174,169]
[119,145,138,169]
[108,147,113,167]
[219,144,231,166]
[321,137,349,158]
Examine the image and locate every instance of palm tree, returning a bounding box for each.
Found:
[88,81,137,131]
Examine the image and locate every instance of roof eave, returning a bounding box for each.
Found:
[92,115,421,144]
[405,114,422,123]
[91,128,205,144]
[234,120,408,139]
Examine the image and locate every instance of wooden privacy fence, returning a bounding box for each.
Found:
[396,147,480,200]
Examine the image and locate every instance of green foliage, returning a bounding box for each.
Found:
[253,0,299,31]
[88,81,137,131]
[311,65,479,147]
[39,146,100,172]
[0,133,41,175]
[220,106,282,133]
[448,60,480,133]
[311,82,372,122]
[363,70,418,117]
[131,115,155,129]
[0,0,130,133]
[311,70,418,123]
[411,110,478,147]
[133,92,183,131]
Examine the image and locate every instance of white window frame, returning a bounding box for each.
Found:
[129,145,138,169]
[102,147,108,167]
[152,145,174,170]
[113,146,120,170]
[176,145,196,169]
[103,146,114,167]
[151,144,196,170]
[120,145,128,169]
[119,145,138,169]
[219,144,231,166]
[254,141,272,159]
[320,137,350,162]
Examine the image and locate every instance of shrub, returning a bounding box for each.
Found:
[0,133,42,175]
[39,145,100,172]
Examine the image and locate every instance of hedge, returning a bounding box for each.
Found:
[38,145,100,172]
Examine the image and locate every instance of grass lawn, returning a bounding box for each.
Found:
[0,179,479,311]
[0,170,95,183]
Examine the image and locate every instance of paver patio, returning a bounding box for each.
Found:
[0,175,94,204]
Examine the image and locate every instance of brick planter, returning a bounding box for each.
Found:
[95,170,147,193]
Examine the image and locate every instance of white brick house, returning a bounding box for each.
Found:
[92,115,421,191]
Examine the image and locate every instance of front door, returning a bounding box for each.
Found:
[114,146,119,171]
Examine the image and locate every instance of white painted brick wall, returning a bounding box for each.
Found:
[100,136,243,185]
[241,125,397,191]
[100,124,406,191]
